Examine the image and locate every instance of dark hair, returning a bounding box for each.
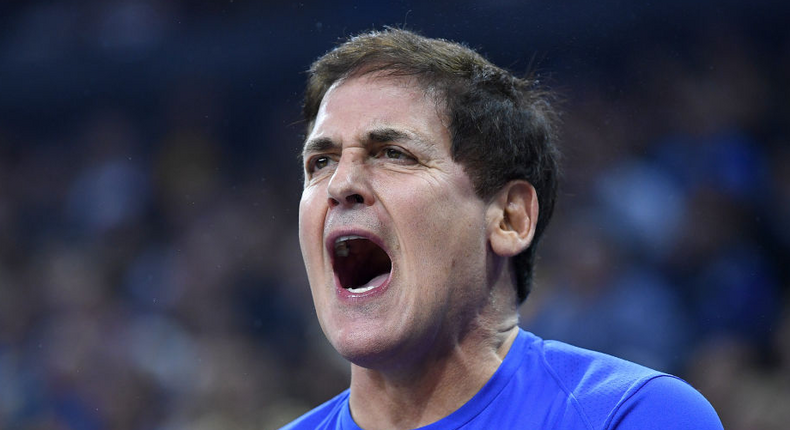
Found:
[303,28,560,304]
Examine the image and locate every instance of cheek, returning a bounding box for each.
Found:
[298,186,321,234]
[397,181,486,272]
[298,188,325,273]
[421,175,483,230]
[298,193,330,317]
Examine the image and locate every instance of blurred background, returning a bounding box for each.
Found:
[0,0,788,429]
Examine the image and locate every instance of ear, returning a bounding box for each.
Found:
[487,180,539,257]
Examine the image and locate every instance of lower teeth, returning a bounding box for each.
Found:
[348,285,377,293]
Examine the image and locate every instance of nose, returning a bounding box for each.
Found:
[326,154,373,208]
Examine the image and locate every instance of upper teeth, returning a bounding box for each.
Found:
[334,235,365,257]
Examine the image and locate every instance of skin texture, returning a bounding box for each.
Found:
[298,73,538,429]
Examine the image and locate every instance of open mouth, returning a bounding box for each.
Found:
[333,236,392,293]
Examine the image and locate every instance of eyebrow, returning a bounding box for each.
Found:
[302,136,336,159]
[368,128,411,144]
[302,127,436,158]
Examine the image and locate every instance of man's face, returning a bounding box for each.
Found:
[298,74,492,368]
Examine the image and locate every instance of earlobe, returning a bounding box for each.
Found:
[488,181,539,257]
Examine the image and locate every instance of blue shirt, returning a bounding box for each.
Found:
[280,329,722,429]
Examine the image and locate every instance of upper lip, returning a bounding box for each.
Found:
[325,229,391,267]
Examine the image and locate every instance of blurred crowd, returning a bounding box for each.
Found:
[0,1,788,429]
[522,24,790,429]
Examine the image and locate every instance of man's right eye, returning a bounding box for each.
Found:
[309,156,332,172]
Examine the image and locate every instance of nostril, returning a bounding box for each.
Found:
[328,194,364,207]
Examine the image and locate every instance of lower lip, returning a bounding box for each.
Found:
[335,272,392,302]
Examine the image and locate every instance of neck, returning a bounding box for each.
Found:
[348,323,519,430]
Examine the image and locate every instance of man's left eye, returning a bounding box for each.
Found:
[384,148,417,161]
[384,148,404,159]
[376,147,417,165]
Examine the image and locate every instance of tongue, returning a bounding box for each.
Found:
[347,273,389,293]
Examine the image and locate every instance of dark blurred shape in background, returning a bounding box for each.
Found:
[0,1,788,429]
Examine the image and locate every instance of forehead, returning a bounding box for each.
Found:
[305,74,449,147]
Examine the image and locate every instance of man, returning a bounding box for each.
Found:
[283,28,722,429]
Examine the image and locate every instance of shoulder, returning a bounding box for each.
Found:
[532,335,722,430]
[605,375,723,430]
[278,390,350,430]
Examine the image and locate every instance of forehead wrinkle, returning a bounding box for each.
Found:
[303,78,448,161]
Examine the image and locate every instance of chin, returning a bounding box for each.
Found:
[325,319,413,369]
